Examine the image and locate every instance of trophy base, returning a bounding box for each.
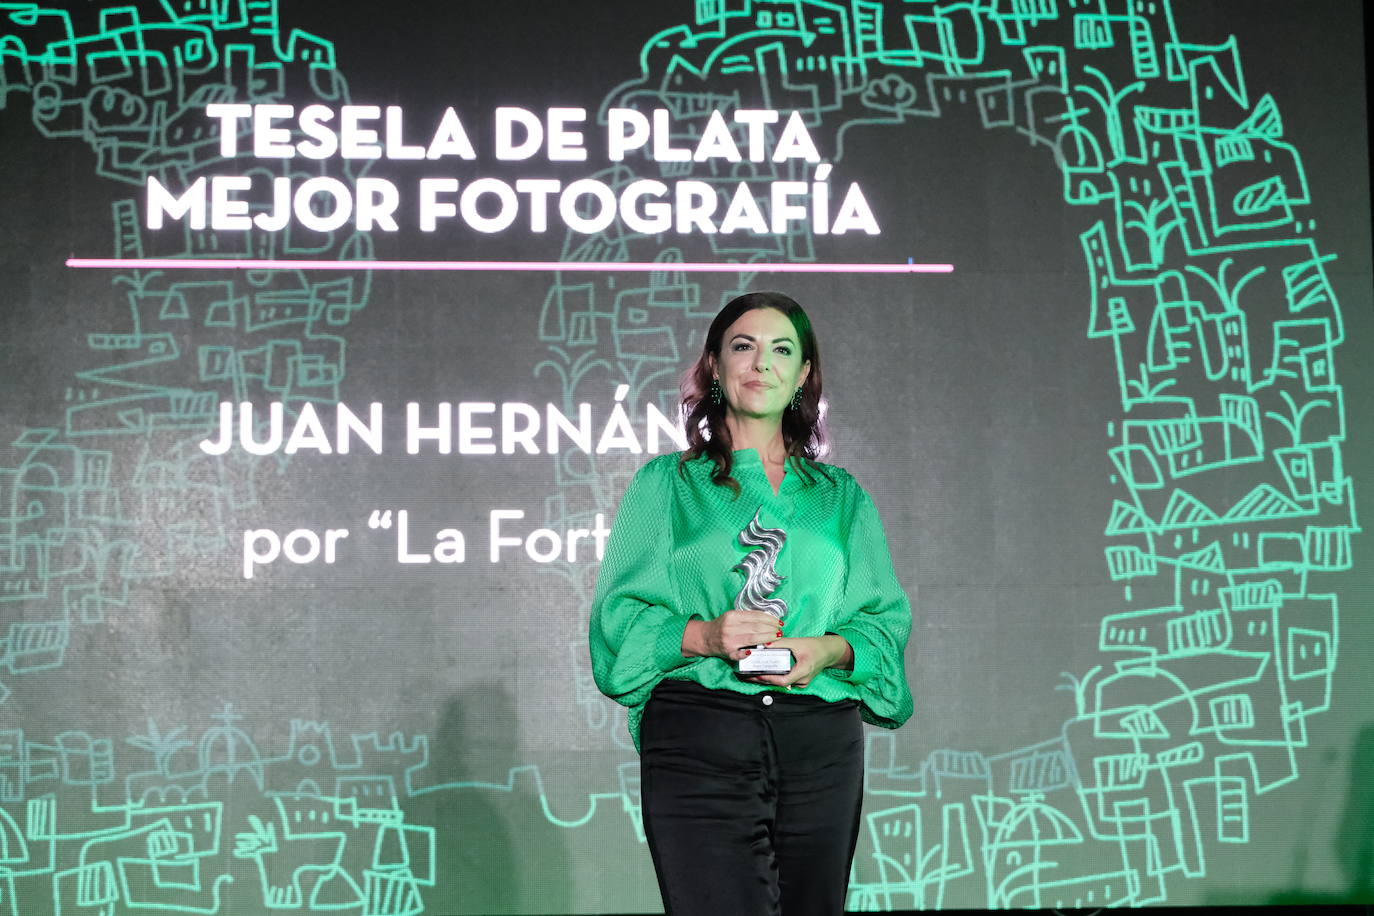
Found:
[738,646,794,675]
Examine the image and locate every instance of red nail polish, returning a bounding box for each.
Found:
[776,631,783,637]
[744,649,752,656]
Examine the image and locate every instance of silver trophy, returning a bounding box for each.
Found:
[733,507,793,675]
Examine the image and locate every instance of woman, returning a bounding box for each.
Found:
[588,291,913,915]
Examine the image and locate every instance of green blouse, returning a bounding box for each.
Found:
[589,449,914,750]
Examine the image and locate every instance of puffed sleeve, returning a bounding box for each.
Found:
[588,458,697,710]
[825,485,914,729]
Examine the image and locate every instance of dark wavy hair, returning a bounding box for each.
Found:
[679,291,829,491]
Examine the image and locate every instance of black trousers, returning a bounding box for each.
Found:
[640,680,865,916]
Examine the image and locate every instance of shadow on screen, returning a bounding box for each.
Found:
[1329,722,1374,900]
[1203,722,1374,906]
[413,682,574,914]
[1268,721,1374,905]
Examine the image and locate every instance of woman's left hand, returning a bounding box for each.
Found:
[745,634,853,689]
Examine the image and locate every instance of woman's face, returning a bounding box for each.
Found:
[710,307,811,422]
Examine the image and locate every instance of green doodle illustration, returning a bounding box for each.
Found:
[0,0,1360,912]
[0,709,434,915]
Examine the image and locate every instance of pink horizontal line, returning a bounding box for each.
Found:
[66,257,953,274]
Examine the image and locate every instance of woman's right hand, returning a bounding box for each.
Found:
[682,610,783,660]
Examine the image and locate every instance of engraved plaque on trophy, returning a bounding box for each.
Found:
[733,507,794,675]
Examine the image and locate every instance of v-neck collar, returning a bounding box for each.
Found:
[733,447,792,497]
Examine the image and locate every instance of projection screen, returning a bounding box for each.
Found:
[0,0,1371,912]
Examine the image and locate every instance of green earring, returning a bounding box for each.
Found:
[789,387,802,410]
[710,378,723,405]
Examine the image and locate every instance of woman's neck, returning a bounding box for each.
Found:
[725,414,787,464]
